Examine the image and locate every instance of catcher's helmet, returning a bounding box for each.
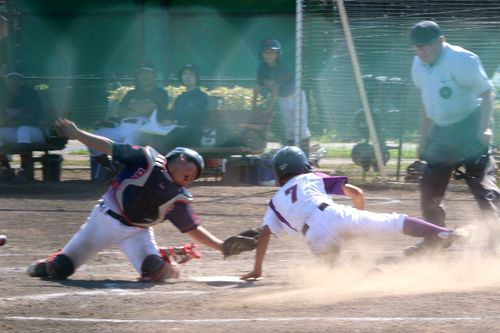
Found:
[260,38,282,54]
[166,147,204,179]
[272,146,312,184]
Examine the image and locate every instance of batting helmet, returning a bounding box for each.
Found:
[166,147,204,179]
[272,146,312,184]
[260,38,282,54]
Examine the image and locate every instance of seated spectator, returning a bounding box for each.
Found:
[91,61,169,183]
[0,70,46,184]
[161,63,208,151]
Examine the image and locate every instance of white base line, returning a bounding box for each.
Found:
[4,316,496,324]
[0,290,208,302]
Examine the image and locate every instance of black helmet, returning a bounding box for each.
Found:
[272,146,312,184]
[166,147,204,179]
[260,38,282,54]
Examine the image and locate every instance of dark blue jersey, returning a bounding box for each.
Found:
[120,86,169,121]
[103,143,200,232]
[2,85,45,127]
[256,61,295,97]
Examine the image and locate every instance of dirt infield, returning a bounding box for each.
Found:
[1,179,500,333]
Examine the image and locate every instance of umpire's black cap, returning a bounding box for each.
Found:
[410,21,442,46]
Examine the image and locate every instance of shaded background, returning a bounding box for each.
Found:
[1,0,499,145]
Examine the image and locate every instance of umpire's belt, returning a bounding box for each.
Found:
[302,202,330,236]
[100,202,132,226]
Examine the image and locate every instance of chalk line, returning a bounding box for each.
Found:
[4,315,498,324]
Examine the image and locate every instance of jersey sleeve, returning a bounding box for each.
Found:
[314,172,348,195]
[260,200,285,237]
[112,143,147,165]
[165,203,200,233]
[453,53,493,95]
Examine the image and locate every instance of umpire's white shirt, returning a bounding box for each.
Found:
[412,42,493,127]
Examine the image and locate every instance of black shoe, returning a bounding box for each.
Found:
[403,233,453,257]
[27,260,49,277]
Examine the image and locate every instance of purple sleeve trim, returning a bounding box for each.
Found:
[314,172,348,195]
[269,200,297,232]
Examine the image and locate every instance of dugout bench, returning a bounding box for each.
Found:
[147,105,272,184]
[190,108,271,183]
[1,128,67,182]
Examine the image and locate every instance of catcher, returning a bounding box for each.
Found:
[27,119,256,282]
[241,146,463,280]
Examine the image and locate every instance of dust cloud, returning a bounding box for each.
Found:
[246,224,500,305]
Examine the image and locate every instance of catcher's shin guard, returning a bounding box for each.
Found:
[140,254,179,282]
[27,252,75,279]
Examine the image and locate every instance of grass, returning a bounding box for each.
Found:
[67,149,89,155]
[322,144,418,160]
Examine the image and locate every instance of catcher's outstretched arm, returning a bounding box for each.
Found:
[186,226,223,253]
[55,118,113,156]
[240,225,271,280]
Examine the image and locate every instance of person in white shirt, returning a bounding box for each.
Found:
[241,146,461,280]
[410,20,499,254]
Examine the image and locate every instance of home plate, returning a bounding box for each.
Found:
[188,276,251,286]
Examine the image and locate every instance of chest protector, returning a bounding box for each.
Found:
[113,147,192,227]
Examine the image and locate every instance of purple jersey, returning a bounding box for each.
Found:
[102,143,199,232]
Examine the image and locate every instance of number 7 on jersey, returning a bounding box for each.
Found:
[285,184,298,203]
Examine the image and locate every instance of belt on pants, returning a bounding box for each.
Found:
[99,202,131,226]
[302,202,330,236]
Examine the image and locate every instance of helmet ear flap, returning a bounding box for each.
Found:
[166,147,204,179]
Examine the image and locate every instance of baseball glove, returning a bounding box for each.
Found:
[222,228,262,258]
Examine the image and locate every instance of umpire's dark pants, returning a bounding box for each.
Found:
[420,111,500,227]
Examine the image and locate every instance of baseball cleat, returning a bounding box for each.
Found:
[403,234,452,257]
[27,260,49,277]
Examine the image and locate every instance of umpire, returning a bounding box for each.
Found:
[409,20,499,253]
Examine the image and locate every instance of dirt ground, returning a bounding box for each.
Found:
[1,172,500,333]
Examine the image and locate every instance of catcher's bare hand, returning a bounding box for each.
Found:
[55,118,80,139]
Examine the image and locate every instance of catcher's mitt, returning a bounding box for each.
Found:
[237,227,263,240]
[222,230,262,258]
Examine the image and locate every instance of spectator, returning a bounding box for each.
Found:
[162,63,209,150]
[253,38,311,155]
[409,21,499,255]
[0,70,46,183]
[91,61,169,183]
